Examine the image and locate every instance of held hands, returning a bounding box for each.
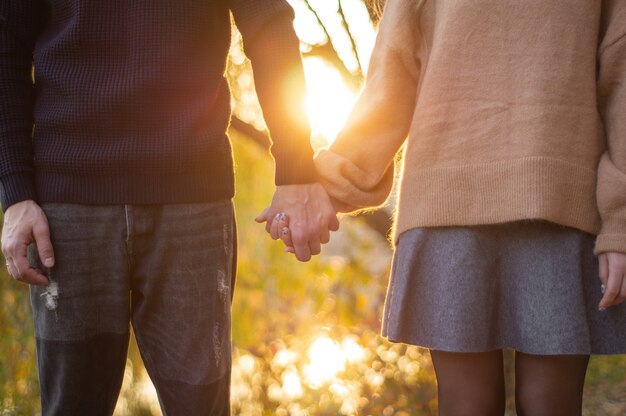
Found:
[598,252,626,310]
[255,183,339,261]
[1,200,54,285]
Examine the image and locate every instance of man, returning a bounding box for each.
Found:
[0,0,337,414]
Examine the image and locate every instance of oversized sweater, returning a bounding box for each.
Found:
[315,0,626,254]
[0,0,317,212]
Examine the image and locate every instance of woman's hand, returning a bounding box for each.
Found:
[598,252,626,310]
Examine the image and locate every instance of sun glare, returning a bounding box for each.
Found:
[302,335,352,389]
[303,57,358,145]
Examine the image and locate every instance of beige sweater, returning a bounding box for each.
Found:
[315,0,626,254]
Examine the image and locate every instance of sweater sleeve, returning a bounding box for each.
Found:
[230,0,317,185]
[595,1,626,254]
[314,0,421,213]
[0,0,42,212]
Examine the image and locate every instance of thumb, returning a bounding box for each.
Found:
[33,221,55,268]
[255,206,271,223]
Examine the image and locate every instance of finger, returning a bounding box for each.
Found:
[328,214,340,232]
[265,212,278,234]
[319,227,331,245]
[280,227,295,253]
[276,212,293,242]
[278,213,289,228]
[33,221,55,268]
[273,213,290,241]
[309,237,321,257]
[294,246,312,262]
[12,247,49,286]
[618,276,626,306]
[598,253,608,285]
[291,231,311,262]
[255,206,271,224]
[270,212,285,240]
[599,268,622,310]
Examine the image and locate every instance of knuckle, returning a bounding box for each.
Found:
[4,243,17,254]
[293,238,307,247]
[291,232,306,246]
[33,221,50,235]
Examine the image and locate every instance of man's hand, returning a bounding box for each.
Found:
[598,252,626,310]
[1,200,54,285]
[255,183,339,262]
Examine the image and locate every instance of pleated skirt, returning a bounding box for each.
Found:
[381,221,626,354]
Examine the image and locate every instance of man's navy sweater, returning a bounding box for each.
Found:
[0,0,317,211]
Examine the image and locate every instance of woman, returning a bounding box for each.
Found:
[260,0,626,414]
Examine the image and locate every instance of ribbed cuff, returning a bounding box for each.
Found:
[1,172,36,212]
[595,222,626,255]
[594,234,626,255]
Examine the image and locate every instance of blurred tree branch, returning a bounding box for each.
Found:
[301,0,364,90]
[337,0,364,77]
[363,0,383,24]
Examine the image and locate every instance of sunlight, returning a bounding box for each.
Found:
[303,57,358,144]
[303,336,347,388]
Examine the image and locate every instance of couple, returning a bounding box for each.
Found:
[2,0,626,415]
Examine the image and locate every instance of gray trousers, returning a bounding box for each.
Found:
[28,200,236,416]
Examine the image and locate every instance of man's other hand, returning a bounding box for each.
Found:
[2,200,54,285]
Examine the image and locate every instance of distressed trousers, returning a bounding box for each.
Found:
[28,201,236,416]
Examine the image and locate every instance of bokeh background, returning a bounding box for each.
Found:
[1,0,625,414]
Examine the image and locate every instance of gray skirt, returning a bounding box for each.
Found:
[381,221,626,355]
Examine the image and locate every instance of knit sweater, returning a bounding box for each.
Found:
[0,0,317,212]
[315,0,626,254]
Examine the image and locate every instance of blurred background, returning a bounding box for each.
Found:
[1,0,625,414]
